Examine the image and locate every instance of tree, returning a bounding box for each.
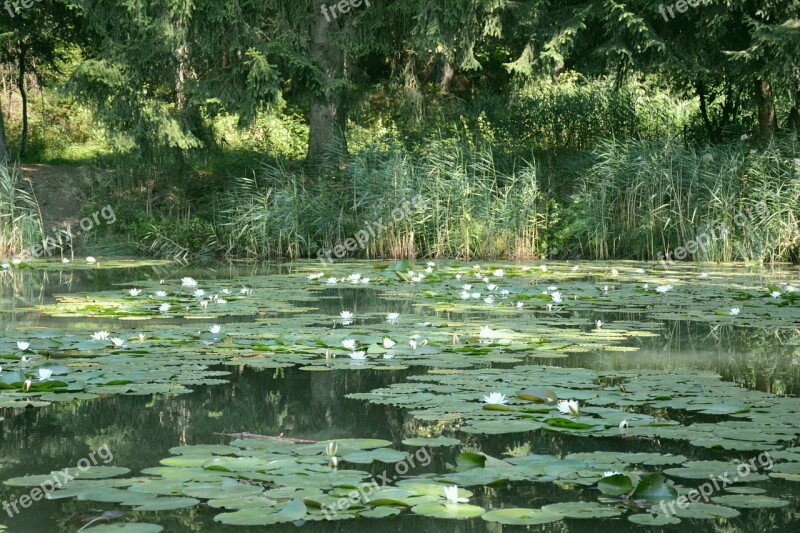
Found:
[0,0,79,157]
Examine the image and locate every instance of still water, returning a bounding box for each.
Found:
[1,262,799,532]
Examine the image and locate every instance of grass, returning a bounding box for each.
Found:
[0,163,44,258]
[559,135,800,263]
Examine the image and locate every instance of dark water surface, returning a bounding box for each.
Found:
[1,263,799,532]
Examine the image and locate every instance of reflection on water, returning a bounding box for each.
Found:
[1,262,799,532]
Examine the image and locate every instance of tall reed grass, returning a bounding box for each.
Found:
[216,140,552,260]
[562,135,800,262]
[0,164,44,258]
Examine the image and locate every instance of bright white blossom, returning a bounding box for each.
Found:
[382,338,396,349]
[557,399,580,416]
[38,368,53,381]
[17,341,30,351]
[482,393,508,405]
[181,277,198,287]
[91,331,110,341]
[730,307,741,316]
[209,325,222,334]
[443,485,468,504]
[342,339,357,350]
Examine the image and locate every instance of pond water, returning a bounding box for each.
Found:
[1,260,799,532]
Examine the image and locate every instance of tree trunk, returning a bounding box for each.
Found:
[307,0,348,171]
[0,95,8,162]
[17,47,29,157]
[755,79,777,141]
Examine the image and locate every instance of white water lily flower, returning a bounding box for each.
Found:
[482,276,490,283]
[386,312,400,323]
[595,320,604,329]
[730,307,740,316]
[86,256,97,264]
[200,300,209,309]
[342,339,357,350]
[11,258,21,265]
[611,269,619,276]
[110,337,125,348]
[486,283,497,291]
[217,299,227,304]
[326,277,338,285]
[471,292,481,299]
[635,268,645,274]
[455,274,462,280]
[349,351,367,360]
[181,277,197,287]
[540,265,548,272]
[326,441,338,456]
[516,301,524,308]
[642,284,649,290]
[382,338,396,349]
[340,311,353,320]
[427,261,436,267]
[308,272,324,280]
[493,269,504,277]
[159,303,171,313]
[38,368,53,381]
[699,272,709,279]
[155,290,167,297]
[551,291,563,303]
[411,274,425,283]
[425,267,434,274]
[603,471,621,478]
[479,326,496,338]
[409,340,418,350]
[443,485,468,504]
[473,264,481,269]
[138,333,146,342]
[547,286,558,292]
[91,331,110,341]
[17,341,30,351]
[571,265,578,272]
[460,291,470,300]
[482,392,508,405]
[557,399,580,416]
[23,379,32,391]
[463,284,472,291]
[771,291,781,299]
[383,352,395,360]
[209,325,222,335]
[348,273,362,282]
[20,356,30,364]
[194,289,206,297]
[484,296,495,304]
[501,289,509,297]
[619,420,629,429]
[360,278,370,284]
[655,284,673,293]
[128,289,141,296]
[601,285,609,294]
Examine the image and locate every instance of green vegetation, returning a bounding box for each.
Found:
[0,1,797,263]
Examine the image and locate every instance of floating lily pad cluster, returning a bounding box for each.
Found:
[349,364,800,452]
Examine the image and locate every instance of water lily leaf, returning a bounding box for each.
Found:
[132,497,199,511]
[81,524,163,533]
[711,495,790,508]
[541,501,623,518]
[628,512,681,525]
[214,498,307,525]
[401,436,461,447]
[517,388,558,403]
[410,502,485,519]
[631,474,678,503]
[482,507,564,525]
[597,474,633,496]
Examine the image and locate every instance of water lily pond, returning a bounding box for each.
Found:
[1,259,800,532]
